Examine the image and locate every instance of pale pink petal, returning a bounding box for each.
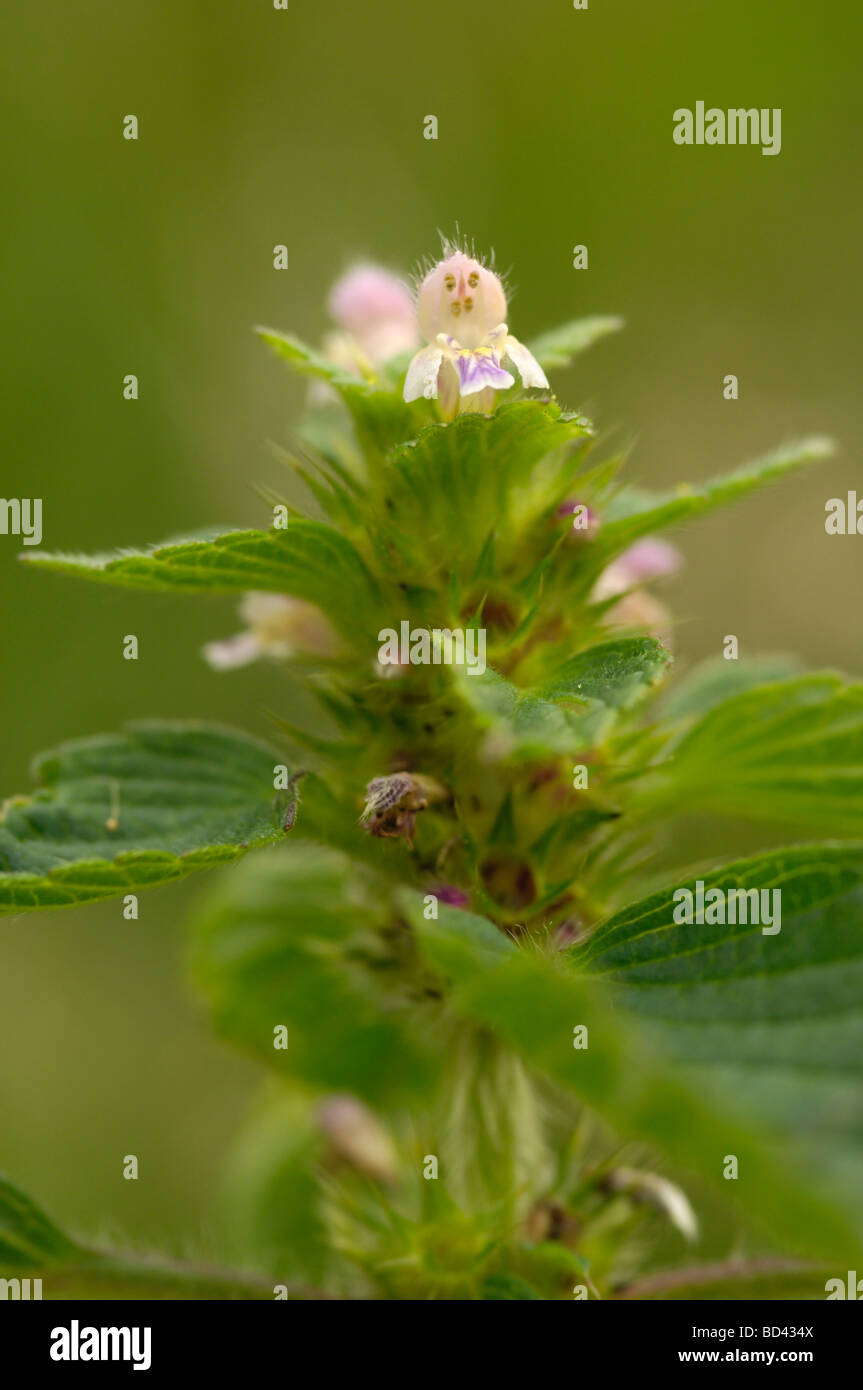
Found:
[403,345,445,401]
[417,251,507,345]
[616,538,682,583]
[202,631,262,671]
[503,335,550,389]
[240,591,298,628]
[593,539,682,602]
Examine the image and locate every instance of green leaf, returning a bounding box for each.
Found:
[579,843,863,1243]
[0,1174,303,1298]
[455,668,612,759]
[0,1175,82,1271]
[190,844,439,1104]
[456,637,670,760]
[22,523,381,640]
[220,1084,330,1281]
[660,653,803,721]
[256,326,364,388]
[697,1067,863,1248]
[594,437,832,558]
[405,886,857,1260]
[398,892,515,979]
[645,674,863,834]
[527,315,624,371]
[0,721,289,913]
[581,843,863,1076]
[532,636,671,707]
[257,325,432,456]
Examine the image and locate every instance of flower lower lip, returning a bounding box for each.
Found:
[454,350,514,395]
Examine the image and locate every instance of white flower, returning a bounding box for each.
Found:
[404,247,549,418]
[203,592,342,670]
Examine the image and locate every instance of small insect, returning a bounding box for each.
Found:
[274,771,306,834]
[360,773,447,846]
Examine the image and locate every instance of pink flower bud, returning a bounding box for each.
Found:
[558,500,600,538]
[593,539,681,602]
[614,538,681,584]
[430,884,470,908]
[327,264,417,366]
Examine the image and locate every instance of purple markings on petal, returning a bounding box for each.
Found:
[454,350,515,397]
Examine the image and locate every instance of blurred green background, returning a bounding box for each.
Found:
[1,0,860,1253]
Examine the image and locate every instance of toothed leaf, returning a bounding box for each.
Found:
[0,722,289,913]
